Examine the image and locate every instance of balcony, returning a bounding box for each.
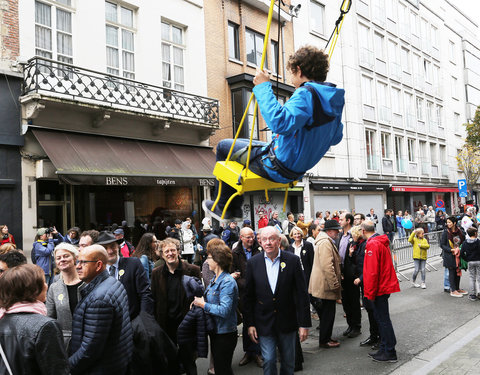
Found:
[21,57,219,128]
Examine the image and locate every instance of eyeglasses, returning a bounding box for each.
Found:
[75,260,98,266]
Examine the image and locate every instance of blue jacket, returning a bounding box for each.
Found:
[204,271,238,334]
[69,270,133,375]
[33,239,55,276]
[252,81,344,183]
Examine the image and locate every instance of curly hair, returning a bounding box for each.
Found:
[287,45,329,82]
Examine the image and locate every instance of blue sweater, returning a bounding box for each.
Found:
[252,81,344,183]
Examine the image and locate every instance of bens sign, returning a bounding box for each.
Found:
[106,177,128,185]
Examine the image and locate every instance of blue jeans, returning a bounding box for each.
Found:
[412,259,426,283]
[373,294,396,355]
[214,139,270,211]
[259,331,296,375]
[444,268,450,290]
[397,227,406,238]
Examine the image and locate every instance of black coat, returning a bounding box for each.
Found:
[382,216,394,233]
[0,313,69,375]
[351,239,367,282]
[69,271,133,375]
[231,240,262,302]
[441,228,465,269]
[286,241,315,286]
[177,306,215,358]
[244,250,311,337]
[117,257,154,319]
[461,239,480,262]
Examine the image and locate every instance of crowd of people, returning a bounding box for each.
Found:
[1,203,479,374]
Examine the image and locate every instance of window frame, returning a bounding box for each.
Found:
[161,20,186,91]
[231,87,259,140]
[228,21,240,61]
[245,28,268,68]
[309,0,325,36]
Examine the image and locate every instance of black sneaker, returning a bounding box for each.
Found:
[468,294,477,301]
[368,349,381,357]
[342,327,352,336]
[371,351,398,363]
[348,329,361,338]
[202,200,231,222]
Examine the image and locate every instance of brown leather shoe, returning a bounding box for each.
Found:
[254,355,264,368]
[319,341,340,348]
[239,353,252,366]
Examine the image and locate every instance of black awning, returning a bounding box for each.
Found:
[33,129,216,187]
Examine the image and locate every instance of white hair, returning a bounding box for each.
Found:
[54,242,79,258]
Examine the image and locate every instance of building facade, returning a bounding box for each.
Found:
[17,0,218,247]
[291,0,480,224]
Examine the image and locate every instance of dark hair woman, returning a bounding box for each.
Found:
[133,232,157,281]
[193,240,238,375]
[0,264,69,374]
[0,225,15,247]
[441,217,467,297]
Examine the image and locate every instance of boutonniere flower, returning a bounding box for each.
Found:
[349,238,353,243]
[58,294,64,303]
[119,269,125,277]
[280,262,286,272]
[302,250,306,255]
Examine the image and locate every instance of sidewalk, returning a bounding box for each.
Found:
[392,313,480,375]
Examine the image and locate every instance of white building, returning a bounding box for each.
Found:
[18,0,217,246]
[292,0,480,222]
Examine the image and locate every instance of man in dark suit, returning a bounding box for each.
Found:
[96,231,154,319]
[231,227,263,368]
[244,226,311,375]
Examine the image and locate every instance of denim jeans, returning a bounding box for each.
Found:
[468,261,480,295]
[372,294,396,355]
[397,227,406,238]
[444,268,450,290]
[412,259,426,283]
[214,138,269,211]
[259,331,296,375]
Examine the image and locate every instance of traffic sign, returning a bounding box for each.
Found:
[458,179,468,198]
[435,199,445,208]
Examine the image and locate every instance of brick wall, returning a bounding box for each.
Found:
[204,0,295,150]
[0,0,20,69]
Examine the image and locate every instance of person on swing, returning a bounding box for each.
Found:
[203,45,345,221]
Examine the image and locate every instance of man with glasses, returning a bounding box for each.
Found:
[151,237,201,374]
[69,245,133,374]
[232,227,263,368]
[354,213,365,226]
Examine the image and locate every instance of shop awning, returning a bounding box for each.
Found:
[33,129,216,186]
[391,185,458,193]
[311,182,390,191]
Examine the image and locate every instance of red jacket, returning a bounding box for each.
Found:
[363,234,400,300]
[258,216,269,229]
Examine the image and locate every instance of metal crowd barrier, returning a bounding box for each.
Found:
[391,230,444,281]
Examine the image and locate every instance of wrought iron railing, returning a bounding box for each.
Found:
[22,57,219,126]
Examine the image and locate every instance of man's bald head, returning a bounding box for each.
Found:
[83,245,108,265]
[76,245,108,283]
[362,220,376,235]
[240,227,255,249]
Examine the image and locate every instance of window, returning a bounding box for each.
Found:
[401,47,411,73]
[358,23,373,69]
[426,101,433,125]
[451,76,458,99]
[361,76,374,105]
[246,28,267,68]
[35,1,73,64]
[310,0,325,35]
[365,130,377,170]
[440,145,446,164]
[386,0,397,21]
[449,40,455,63]
[410,11,419,36]
[430,143,437,165]
[419,141,427,160]
[416,97,424,121]
[395,136,404,172]
[407,139,416,162]
[162,21,185,90]
[373,32,385,60]
[265,96,285,142]
[424,59,432,83]
[105,2,135,79]
[228,22,240,60]
[433,65,440,92]
[436,105,442,127]
[420,18,428,42]
[391,87,402,114]
[431,25,438,50]
[271,40,279,74]
[232,89,259,140]
[377,81,390,122]
[454,112,460,133]
[381,133,391,159]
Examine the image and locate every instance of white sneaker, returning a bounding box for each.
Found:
[450,291,463,298]
[413,283,421,288]
[421,283,426,289]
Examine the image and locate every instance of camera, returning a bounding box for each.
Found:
[45,227,55,235]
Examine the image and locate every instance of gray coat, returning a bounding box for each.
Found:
[46,274,83,342]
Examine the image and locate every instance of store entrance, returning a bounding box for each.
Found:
[37,180,71,235]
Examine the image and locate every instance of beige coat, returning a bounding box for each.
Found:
[308,231,342,300]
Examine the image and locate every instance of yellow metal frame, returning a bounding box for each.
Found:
[212,0,350,220]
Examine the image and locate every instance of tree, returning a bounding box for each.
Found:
[457,144,480,199]
[465,105,480,148]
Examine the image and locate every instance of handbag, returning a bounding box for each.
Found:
[0,342,13,375]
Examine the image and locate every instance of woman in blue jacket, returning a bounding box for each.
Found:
[194,239,238,375]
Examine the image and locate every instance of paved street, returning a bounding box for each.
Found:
[196,258,480,374]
